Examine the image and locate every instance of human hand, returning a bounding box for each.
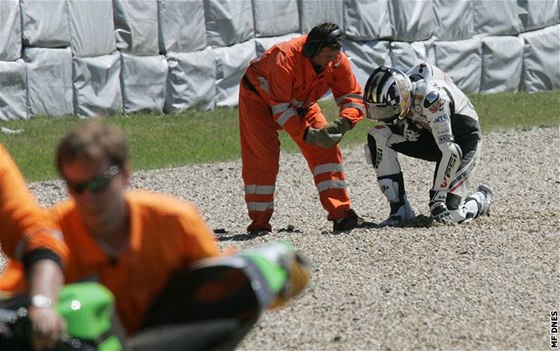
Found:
[28,305,66,350]
[429,201,454,225]
[324,117,352,136]
[304,127,342,148]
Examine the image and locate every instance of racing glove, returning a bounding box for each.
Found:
[304,127,341,148]
[324,117,352,136]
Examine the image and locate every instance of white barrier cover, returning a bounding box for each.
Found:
[1,0,559,120]
[165,48,216,112]
[120,54,167,114]
[113,0,159,55]
[389,0,436,42]
[434,38,482,94]
[0,0,21,61]
[253,0,299,37]
[73,52,122,117]
[389,41,431,73]
[518,0,560,32]
[158,0,206,53]
[21,0,70,48]
[0,60,27,120]
[344,40,391,89]
[344,0,392,40]
[433,0,473,41]
[214,40,256,107]
[473,0,522,37]
[480,36,523,93]
[24,47,73,117]
[520,25,560,92]
[254,33,300,55]
[67,0,116,57]
[205,0,254,47]
[299,0,344,34]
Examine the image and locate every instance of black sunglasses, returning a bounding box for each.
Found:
[65,165,120,194]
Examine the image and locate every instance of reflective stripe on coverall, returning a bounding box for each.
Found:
[238,35,365,232]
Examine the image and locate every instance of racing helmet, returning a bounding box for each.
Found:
[363,66,413,122]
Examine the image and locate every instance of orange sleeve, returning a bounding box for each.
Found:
[331,54,366,127]
[246,39,311,141]
[0,145,68,264]
[267,50,310,140]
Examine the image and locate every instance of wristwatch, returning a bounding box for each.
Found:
[30,294,53,308]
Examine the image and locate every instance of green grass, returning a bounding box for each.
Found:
[1,91,558,182]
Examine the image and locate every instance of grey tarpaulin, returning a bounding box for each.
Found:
[158,0,206,53]
[204,0,254,48]
[0,60,27,120]
[518,0,560,31]
[434,38,483,94]
[165,48,216,113]
[21,0,71,48]
[473,0,522,37]
[432,0,474,41]
[73,52,122,117]
[344,40,391,90]
[481,36,524,93]
[389,41,430,77]
[113,0,159,55]
[0,0,21,61]
[215,40,256,108]
[390,0,436,42]
[120,53,167,114]
[299,0,343,34]
[520,25,560,92]
[67,0,116,58]
[255,33,300,56]
[253,0,299,38]
[0,0,558,120]
[24,47,73,117]
[344,0,392,41]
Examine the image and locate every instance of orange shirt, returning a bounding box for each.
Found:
[0,144,67,265]
[244,35,365,139]
[50,190,221,335]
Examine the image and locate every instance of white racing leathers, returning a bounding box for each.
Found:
[365,73,484,224]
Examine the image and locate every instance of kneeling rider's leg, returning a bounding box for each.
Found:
[366,126,415,225]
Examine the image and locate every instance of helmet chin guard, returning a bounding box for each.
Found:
[363,66,413,123]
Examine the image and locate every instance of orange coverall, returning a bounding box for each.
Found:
[2,190,221,336]
[0,144,68,291]
[239,35,365,232]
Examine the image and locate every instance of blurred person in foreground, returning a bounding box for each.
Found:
[48,118,223,336]
[238,22,368,235]
[1,119,309,348]
[0,143,68,349]
[362,63,493,226]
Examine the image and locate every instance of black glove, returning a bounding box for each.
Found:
[429,201,454,224]
[304,127,341,148]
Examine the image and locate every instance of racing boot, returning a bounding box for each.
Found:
[377,173,416,227]
[379,194,416,227]
[467,183,493,218]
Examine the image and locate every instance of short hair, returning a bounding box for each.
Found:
[309,23,340,39]
[302,22,344,57]
[56,118,128,175]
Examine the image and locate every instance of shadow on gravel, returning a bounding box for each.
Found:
[214,225,302,242]
[215,216,434,240]
[327,215,433,234]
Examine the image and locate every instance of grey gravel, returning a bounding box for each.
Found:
[23,127,560,350]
